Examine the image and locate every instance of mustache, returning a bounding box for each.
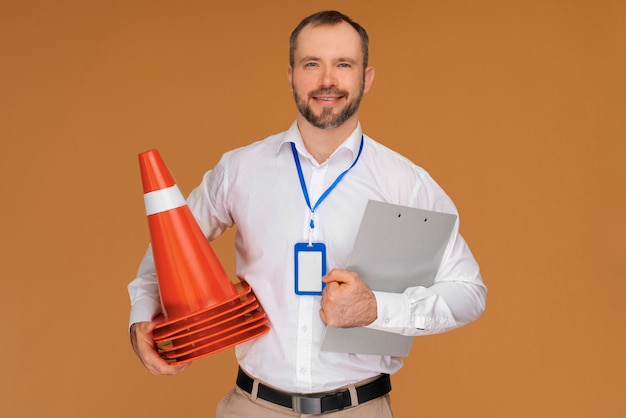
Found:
[308,87,349,99]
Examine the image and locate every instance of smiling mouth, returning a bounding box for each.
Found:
[311,94,347,106]
[315,96,342,103]
[310,88,348,105]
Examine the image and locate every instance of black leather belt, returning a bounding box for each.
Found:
[236,367,391,414]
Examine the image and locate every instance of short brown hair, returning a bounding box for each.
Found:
[289,10,369,69]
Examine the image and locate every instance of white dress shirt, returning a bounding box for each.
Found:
[128,121,486,393]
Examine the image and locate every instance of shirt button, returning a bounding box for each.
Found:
[300,367,307,375]
[384,317,390,324]
[302,326,308,333]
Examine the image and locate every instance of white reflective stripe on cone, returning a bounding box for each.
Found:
[144,184,186,215]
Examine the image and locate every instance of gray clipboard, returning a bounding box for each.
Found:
[320,200,457,356]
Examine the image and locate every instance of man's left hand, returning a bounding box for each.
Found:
[320,268,377,327]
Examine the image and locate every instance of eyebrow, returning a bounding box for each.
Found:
[298,55,359,65]
[298,55,320,63]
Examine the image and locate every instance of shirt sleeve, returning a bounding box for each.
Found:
[127,245,161,329]
[365,169,487,336]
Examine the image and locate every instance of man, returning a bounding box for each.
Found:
[128,10,487,417]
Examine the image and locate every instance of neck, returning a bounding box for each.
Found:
[296,115,359,163]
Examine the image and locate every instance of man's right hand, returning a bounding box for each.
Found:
[130,321,190,375]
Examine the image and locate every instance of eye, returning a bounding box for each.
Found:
[305,62,319,68]
[338,63,351,68]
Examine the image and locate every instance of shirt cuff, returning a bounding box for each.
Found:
[367,291,412,330]
[367,289,459,334]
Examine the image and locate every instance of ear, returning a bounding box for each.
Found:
[287,65,294,91]
[363,66,375,94]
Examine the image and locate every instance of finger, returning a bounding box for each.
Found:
[323,268,352,284]
[132,321,191,375]
[322,282,340,295]
[319,307,333,326]
[142,341,192,375]
[148,356,191,375]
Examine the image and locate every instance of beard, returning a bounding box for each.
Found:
[292,82,365,130]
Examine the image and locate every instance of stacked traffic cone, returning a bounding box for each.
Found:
[138,149,269,364]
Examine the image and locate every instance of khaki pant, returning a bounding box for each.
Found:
[216,386,393,417]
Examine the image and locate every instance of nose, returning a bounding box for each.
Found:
[320,66,337,88]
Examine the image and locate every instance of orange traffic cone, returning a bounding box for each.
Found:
[138,149,269,364]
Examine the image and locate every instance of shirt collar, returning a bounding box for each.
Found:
[278,121,363,163]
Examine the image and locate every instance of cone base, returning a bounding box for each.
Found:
[160,317,269,358]
[152,279,270,364]
[153,281,252,339]
[154,299,260,344]
[157,311,267,352]
[162,324,270,365]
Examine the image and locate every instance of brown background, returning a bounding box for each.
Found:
[1,1,624,417]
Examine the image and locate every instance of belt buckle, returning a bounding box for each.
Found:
[292,395,322,415]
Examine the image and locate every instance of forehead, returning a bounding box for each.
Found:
[294,21,364,62]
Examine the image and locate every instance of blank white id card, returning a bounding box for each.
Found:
[294,242,327,295]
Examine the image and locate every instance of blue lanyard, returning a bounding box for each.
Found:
[290,136,364,230]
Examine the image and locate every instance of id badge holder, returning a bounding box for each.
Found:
[294,242,326,295]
